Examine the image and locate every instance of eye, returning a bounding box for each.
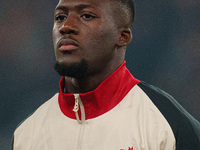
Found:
[81,13,96,20]
[55,14,67,22]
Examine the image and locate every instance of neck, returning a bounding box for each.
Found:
[64,76,102,93]
[64,60,124,93]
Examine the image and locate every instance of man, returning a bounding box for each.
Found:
[13,0,200,149]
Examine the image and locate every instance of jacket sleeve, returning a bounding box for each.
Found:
[175,115,200,150]
[138,82,200,150]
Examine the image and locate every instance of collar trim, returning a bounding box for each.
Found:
[58,61,140,120]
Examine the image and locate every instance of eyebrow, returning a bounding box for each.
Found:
[55,4,95,12]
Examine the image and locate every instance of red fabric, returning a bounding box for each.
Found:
[58,61,141,120]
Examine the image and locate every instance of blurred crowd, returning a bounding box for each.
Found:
[0,0,199,149]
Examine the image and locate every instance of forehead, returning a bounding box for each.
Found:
[56,0,112,11]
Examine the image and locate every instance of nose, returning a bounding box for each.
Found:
[59,16,79,35]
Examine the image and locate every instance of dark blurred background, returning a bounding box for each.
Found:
[0,0,199,149]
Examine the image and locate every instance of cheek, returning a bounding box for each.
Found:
[82,30,117,62]
[85,26,117,48]
[52,26,60,47]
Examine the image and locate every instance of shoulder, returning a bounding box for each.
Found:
[137,81,200,150]
[15,93,59,131]
[13,94,59,149]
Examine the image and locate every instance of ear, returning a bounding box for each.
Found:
[117,28,132,47]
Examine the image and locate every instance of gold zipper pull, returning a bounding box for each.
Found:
[73,94,79,113]
[73,94,82,124]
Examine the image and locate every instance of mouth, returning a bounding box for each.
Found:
[58,38,79,51]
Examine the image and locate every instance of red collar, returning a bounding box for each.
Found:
[58,61,140,120]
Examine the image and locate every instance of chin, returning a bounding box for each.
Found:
[54,59,88,79]
[56,56,83,67]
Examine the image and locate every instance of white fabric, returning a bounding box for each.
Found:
[13,85,176,150]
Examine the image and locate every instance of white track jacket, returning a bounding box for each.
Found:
[13,62,200,150]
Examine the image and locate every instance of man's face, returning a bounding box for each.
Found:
[53,0,119,78]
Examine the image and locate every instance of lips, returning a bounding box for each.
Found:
[58,38,79,51]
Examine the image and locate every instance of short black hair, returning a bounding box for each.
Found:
[112,0,135,27]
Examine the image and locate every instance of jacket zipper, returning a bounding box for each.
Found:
[73,94,86,150]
